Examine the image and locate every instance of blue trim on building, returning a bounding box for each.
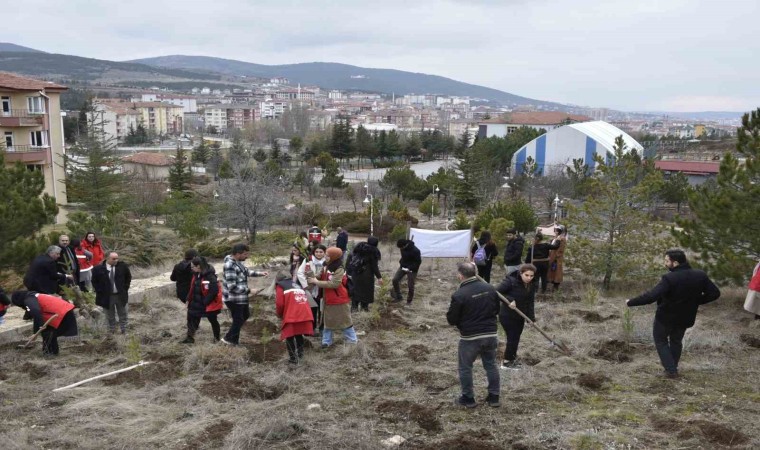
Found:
[585,136,596,173]
[515,147,526,174]
[536,135,546,175]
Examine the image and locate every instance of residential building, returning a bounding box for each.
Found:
[0,72,68,220]
[654,160,720,185]
[478,111,590,139]
[203,105,227,131]
[140,94,198,113]
[226,104,259,129]
[93,101,141,143]
[260,99,289,119]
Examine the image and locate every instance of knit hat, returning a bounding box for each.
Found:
[326,247,343,261]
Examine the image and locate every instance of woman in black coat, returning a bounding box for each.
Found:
[496,264,536,369]
[181,256,221,344]
[347,236,383,312]
[471,231,499,283]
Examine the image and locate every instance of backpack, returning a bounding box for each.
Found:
[473,241,487,266]
[346,252,366,276]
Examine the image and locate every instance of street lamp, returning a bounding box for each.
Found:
[363,193,374,236]
[430,184,440,220]
[552,193,560,223]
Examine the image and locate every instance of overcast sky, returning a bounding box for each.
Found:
[4,0,759,112]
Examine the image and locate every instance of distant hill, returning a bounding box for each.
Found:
[131,55,561,107]
[0,51,223,83]
[0,42,44,53]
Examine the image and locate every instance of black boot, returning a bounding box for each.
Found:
[180,335,195,344]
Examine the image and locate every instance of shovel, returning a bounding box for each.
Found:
[477,276,572,355]
[18,314,58,349]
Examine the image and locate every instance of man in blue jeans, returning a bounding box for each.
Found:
[627,249,720,379]
[220,243,269,345]
[446,261,501,408]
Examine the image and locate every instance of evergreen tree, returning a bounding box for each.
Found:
[403,134,422,161]
[270,139,281,163]
[567,136,668,289]
[354,125,376,168]
[65,110,125,216]
[330,116,354,161]
[253,148,268,163]
[168,145,193,195]
[455,129,471,157]
[208,141,223,175]
[191,140,211,165]
[674,108,760,282]
[0,146,59,272]
[658,172,689,212]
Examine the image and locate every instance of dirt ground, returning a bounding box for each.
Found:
[1,247,758,449]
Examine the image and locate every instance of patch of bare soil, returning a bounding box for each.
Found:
[0,370,8,380]
[577,372,610,390]
[739,333,760,348]
[591,339,633,362]
[405,344,430,362]
[369,311,409,331]
[369,341,392,359]
[201,375,286,401]
[651,416,749,447]
[254,422,307,443]
[376,400,442,432]
[102,355,182,386]
[20,362,49,380]
[243,318,279,337]
[520,354,542,366]
[407,371,458,394]
[570,309,615,323]
[414,428,500,450]
[246,341,285,363]
[187,419,234,450]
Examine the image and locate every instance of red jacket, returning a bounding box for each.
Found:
[187,275,223,313]
[36,294,75,329]
[75,246,92,272]
[276,281,314,324]
[321,268,350,305]
[308,226,322,243]
[81,238,105,267]
[0,303,7,317]
[749,263,760,291]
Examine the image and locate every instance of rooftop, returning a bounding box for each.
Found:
[481,111,590,125]
[123,152,173,166]
[0,71,67,92]
[654,160,720,174]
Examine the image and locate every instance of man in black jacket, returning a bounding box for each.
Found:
[627,249,720,378]
[24,246,70,294]
[447,262,501,408]
[56,235,80,288]
[92,252,132,334]
[503,228,525,275]
[170,248,199,303]
[392,239,422,305]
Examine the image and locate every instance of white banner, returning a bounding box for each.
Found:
[409,228,472,258]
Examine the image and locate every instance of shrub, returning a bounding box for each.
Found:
[452,211,470,230]
[418,195,441,218]
[488,217,515,249]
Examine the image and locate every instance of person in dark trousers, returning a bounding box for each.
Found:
[92,252,132,334]
[447,261,501,408]
[10,291,78,356]
[220,243,269,345]
[525,232,560,294]
[471,230,499,283]
[182,256,222,343]
[496,264,537,369]
[547,225,567,291]
[626,249,720,379]
[503,228,525,276]
[55,234,80,288]
[24,246,70,294]
[170,248,199,303]
[275,270,314,364]
[392,239,422,305]
[347,236,383,312]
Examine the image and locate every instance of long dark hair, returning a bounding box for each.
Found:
[478,231,492,245]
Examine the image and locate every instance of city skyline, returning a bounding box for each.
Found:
[3,0,758,112]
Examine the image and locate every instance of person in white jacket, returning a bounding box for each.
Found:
[297,244,327,336]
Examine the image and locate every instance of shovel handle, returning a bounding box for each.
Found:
[22,314,59,348]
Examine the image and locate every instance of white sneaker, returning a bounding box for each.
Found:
[220,338,235,346]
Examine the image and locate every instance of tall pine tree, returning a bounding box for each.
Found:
[674,108,760,283]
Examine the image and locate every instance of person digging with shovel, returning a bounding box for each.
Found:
[10,291,78,356]
[496,263,537,370]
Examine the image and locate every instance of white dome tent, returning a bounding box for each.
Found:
[511,121,644,176]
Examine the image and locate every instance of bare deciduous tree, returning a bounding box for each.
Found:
[216,157,285,243]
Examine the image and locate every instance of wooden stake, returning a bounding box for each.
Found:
[52,361,152,392]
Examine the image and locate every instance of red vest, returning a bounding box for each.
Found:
[321,270,350,305]
[308,227,322,243]
[75,247,93,271]
[276,285,314,324]
[0,303,7,317]
[36,294,75,328]
[81,239,105,266]
[188,276,223,312]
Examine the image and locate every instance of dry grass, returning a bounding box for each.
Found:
[0,252,758,449]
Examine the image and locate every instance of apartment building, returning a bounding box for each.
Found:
[140,94,198,113]
[131,101,184,136]
[0,72,68,219]
[93,101,141,143]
